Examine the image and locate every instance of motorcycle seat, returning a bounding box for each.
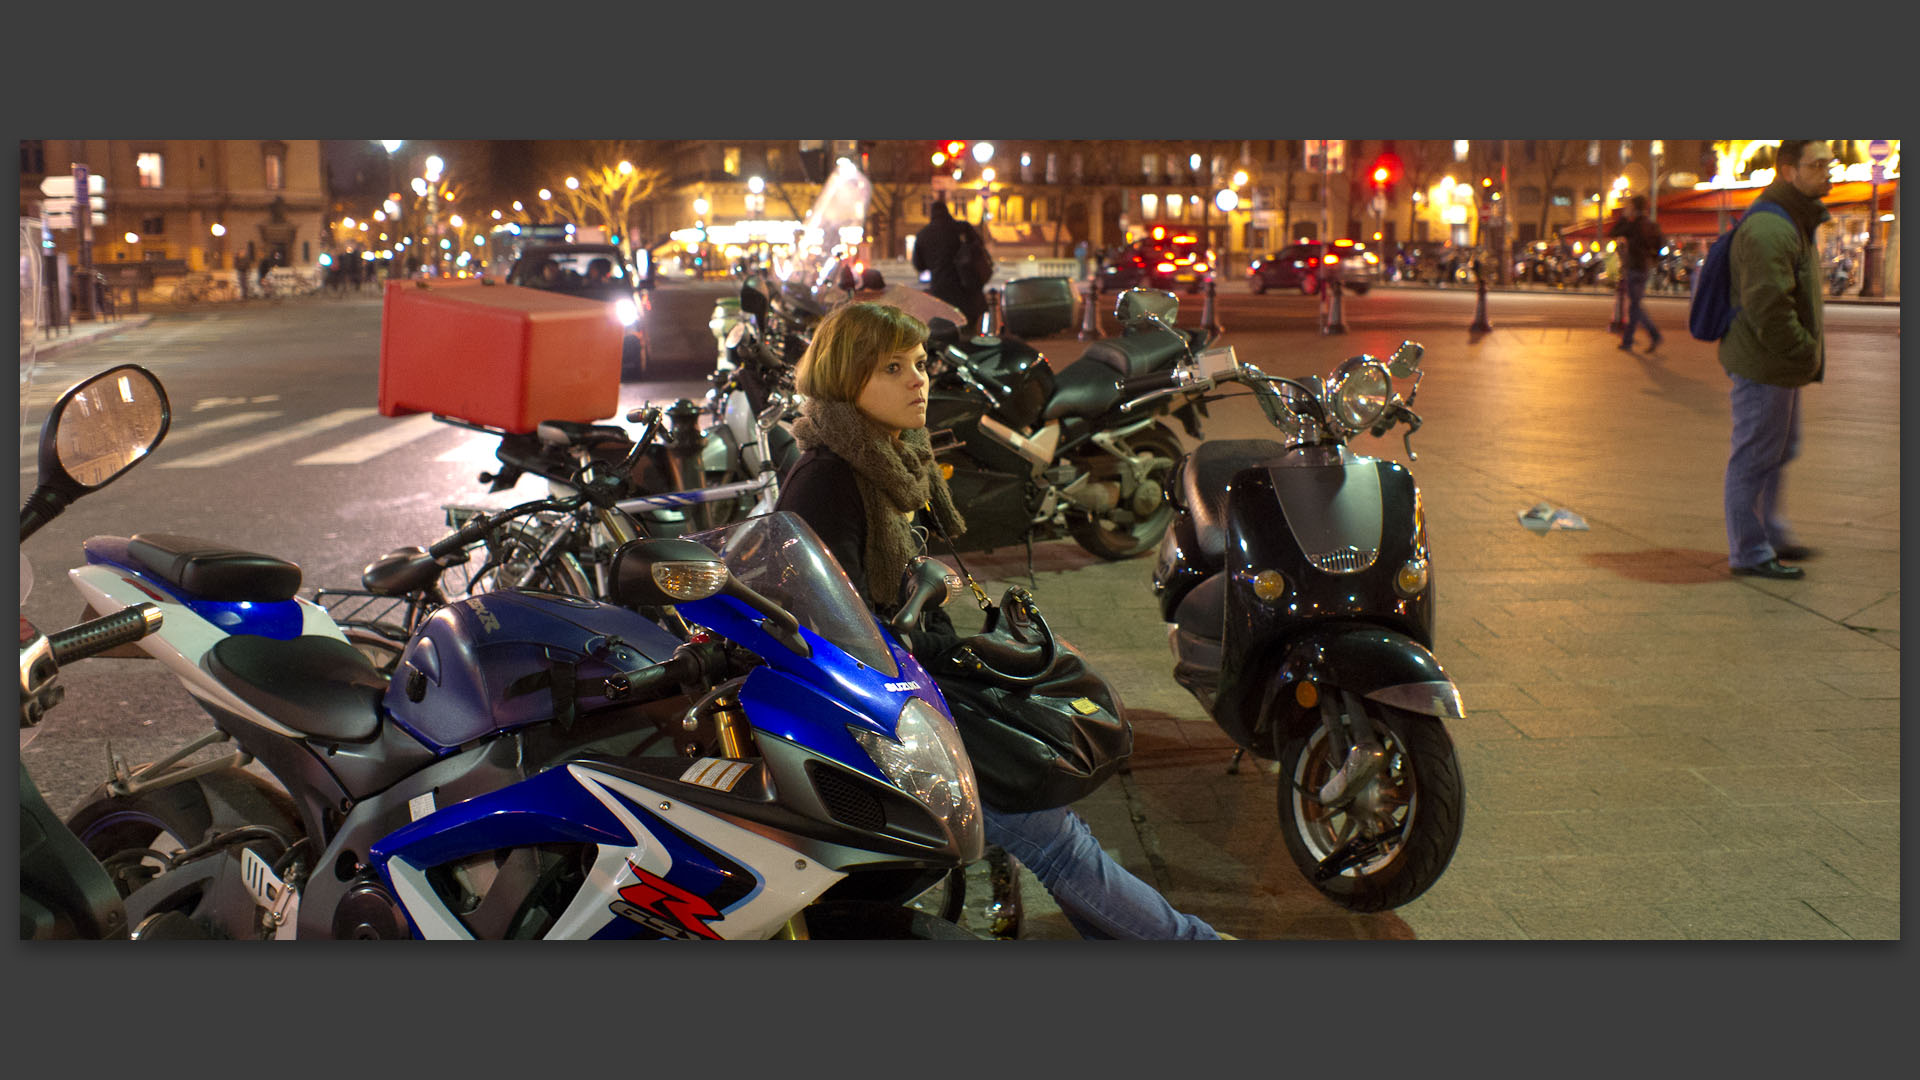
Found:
[535,419,632,453]
[1041,359,1123,422]
[127,533,301,603]
[206,634,386,743]
[1076,326,1190,378]
[1175,439,1290,568]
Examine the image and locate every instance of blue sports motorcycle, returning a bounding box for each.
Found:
[50,369,984,940]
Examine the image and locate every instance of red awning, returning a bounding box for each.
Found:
[1561,179,1898,240]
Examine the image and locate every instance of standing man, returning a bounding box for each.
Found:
[1721,139,1834,581]
[1610,194,1665,351]
[912,198,989,330]
[234,249,254,300]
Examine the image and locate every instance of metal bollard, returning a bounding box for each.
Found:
[1607,278,1628,333]
[1470,265,1493,333]
[981,288,1002,337]
[1201,277,1222,338]
[1078,273,1104,341]
[1320,274,1348,335]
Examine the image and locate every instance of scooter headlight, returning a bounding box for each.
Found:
[1330,361,1392,429]
[848,698,983,862]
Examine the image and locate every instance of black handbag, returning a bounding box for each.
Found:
[919,516,1133,813]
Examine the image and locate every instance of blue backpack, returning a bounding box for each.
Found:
[1688,200,1794,341]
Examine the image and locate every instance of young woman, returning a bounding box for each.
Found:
[774,301,1226,940]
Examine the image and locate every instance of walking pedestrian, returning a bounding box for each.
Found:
[1720,139,1834,581]
[1609,195,1665,352]
[234,250,254,300]
[911,199,991,330]
[774,301,1230,940]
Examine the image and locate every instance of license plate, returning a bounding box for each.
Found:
[1175,273,1195,282]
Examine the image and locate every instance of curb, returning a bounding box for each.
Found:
[20,314,154,365]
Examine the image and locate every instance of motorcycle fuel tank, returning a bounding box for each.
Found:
[384,590,684,752]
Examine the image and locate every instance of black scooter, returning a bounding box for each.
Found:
[1148,342,1464,912]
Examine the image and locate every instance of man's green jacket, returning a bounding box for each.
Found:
[1718,179,1829,388]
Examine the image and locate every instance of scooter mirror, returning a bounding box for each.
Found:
[38,364,170,495]
[889,556,962,633]
[740,282,770,318]
[1387,341,1424,379]
[725,322,748,350]
[1114,287,1179,324]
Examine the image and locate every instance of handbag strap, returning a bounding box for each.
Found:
[923,502,994,611]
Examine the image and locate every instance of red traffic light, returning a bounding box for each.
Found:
[1369,153,1402,190]
[946,140,966,157]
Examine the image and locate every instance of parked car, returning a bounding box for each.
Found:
[506,242,650,369]
[1099,232,1216,294]
[1247,239,1380,295]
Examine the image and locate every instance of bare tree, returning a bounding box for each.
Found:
[1398,140,1453,243]
[1533,139,1587,242]
[864,141,924,259]
[544,140,668,263]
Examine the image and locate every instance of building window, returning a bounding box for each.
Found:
[140,215,165,235]
[1141,193,1159,219]
[723,147,740,176]
[1140,154,1155,181]
[1517,185,1542,207]
[1524,140,1538,163]
[137,152,164,188]
[263,150,283,191]
[1071,153,1083,182]
[21,140,46,174]
[1046,152,1058,183]
[1551,188,1574,207]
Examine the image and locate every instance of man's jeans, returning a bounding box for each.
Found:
[1724,373,1802,568]
[1621,269,1660,346]
[983,804,1221,940]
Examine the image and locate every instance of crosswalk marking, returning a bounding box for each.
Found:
[176,410,285,440]
[296,412,443,465]
[437,433,504,464]
[158,407,380,469]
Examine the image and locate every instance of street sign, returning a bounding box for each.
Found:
[40,174,105,198]
[44,210,107,230]
[1871,163,1885,183]
[1370,194,1386,216]
[40,196,107,216]
[1868,140,1891,162]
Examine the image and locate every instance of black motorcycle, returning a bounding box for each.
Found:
[1149,341,1464,911]
[922,287,1216,560]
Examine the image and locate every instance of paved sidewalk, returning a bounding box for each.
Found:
[20,313,154,367]
[946,311,1900,940]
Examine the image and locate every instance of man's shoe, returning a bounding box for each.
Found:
[1773,544,1818,561]
[1617,342,1636,352]
[1731,558,1805,580]
[1646,335,1662,351]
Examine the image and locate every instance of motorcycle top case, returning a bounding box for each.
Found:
[378,279,622,434]
[384,589,683,752]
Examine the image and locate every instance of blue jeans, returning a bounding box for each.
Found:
[1621,269,1660,346]
[1724,373,1802,568]
[982,804,1221,940]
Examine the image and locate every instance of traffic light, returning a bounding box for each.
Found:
[1368,153,1402,193]
[932,140,967,169]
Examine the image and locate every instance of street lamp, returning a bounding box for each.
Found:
[973,142,994,164]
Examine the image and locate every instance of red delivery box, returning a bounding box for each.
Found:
[378,278,622,433]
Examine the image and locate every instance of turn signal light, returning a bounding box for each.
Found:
[1295,681,1319,708]
[1252,569,1287,601]
[1394,558,1430,597]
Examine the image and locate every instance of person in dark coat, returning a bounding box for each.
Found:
[1608,194,1665,352]
[774,301,1228,940]
[911,199,988,329]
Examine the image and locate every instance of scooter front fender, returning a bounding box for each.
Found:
[1275,623,1464,720]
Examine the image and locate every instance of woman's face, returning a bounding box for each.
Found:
[855,343,931,435]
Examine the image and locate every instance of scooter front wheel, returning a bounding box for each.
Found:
[1276,702,1462,912]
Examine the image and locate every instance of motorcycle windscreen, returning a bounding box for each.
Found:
[679,512,897,678]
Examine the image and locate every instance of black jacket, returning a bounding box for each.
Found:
[776,445,959,655]
[912,201,986,325]
[1607,214,1663,273]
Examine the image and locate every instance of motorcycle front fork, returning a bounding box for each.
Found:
[1228,688,1385,808]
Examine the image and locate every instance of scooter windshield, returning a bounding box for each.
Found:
[684,512,897,678]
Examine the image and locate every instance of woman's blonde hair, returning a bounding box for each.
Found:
[794,302,929,403]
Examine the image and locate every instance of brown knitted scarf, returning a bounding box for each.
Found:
[791,398,966,603]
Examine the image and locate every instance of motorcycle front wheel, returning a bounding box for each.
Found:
[1276,702,1462,912]
[1066,421,1183,560]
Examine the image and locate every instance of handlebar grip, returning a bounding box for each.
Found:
[48,603,163,666]
[429,514,497,560]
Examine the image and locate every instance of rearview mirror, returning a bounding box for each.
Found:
[610,538,731,608]
[1387,341,1424,379]
[1115,288,1179,324]
[740,282,770,318]
[40,364,170,493]
[724,322,748,350]
[889,556,962,633]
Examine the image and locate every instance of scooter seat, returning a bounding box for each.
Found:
[1175,439,1290,567]
[1041,359,1123,422]
[206,634,386,743]
[127,533,301,603]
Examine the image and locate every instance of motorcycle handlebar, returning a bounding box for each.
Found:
[48,603,163,667]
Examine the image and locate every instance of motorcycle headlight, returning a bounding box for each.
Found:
[849,698,983,862]
[614,298,640,327]
[1330,361,1392,429]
